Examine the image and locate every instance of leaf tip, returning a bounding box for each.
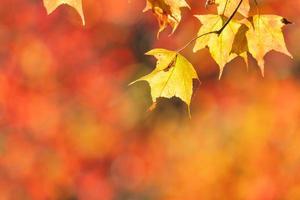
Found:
[281,18,293,25]
[128,78,141,86]
[147,102,157,112]
[218,67,224,80]
[187,105,193,119]
[257,59,265,77]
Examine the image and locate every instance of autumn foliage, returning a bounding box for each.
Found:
[135,0,293,112]
[0,0,300,199]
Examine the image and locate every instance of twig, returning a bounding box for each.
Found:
[176,0,244,53]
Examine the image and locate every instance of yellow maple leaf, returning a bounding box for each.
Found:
[215,0,250,18]
[131,48,199,116]
[230,23,249,68]
[43,0,85,25]
[193,15,241,78]
[144,0,190,37]
[245,15,293,76]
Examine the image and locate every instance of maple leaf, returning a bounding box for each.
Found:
[43,0,85,25]
[230,23,249,68]
[244,15,293,76]
[193,15,241,78]
[131,48,199,116]
[215,0,250,18]
[144,0,190,37]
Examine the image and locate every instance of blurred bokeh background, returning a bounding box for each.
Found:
[0,0,300,199]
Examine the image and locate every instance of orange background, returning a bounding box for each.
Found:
[0,0,300,199]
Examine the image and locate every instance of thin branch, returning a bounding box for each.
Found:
[176,0,244,53]
[176,31,218,53]
[218,0,243,33]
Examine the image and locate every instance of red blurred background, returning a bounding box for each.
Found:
[0,0,300,199]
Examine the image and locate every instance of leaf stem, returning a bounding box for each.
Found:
[176,31,218,53]
[176,0,244,53]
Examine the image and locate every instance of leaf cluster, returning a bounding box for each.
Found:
[43,0,293,116]
[137,0,292,115]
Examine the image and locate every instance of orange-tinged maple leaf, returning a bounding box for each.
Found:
[193,15,241,78]
[144,0,190,37]
[43,0,85,25]
[244,15,293,76]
